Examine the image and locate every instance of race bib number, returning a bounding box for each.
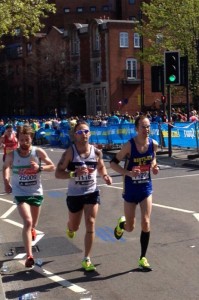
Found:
[18,173,37,186]
[75,174,94,186]
[132,165,150,183]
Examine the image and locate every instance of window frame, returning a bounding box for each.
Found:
[120,32,129,48]
[64,7,70,13]
[126,58,137,79]
[134,33,140,48]
[76,7,83,13]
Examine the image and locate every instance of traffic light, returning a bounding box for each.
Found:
[164,51,180,85]
[161,95,166,103]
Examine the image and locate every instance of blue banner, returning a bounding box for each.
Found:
[32,122,199,150]
[161,122,197,148]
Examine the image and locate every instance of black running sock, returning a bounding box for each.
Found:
[119,221,125,230]
[140,231,150,259]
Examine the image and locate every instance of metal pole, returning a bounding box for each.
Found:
[167,85,172,157]
[185,56,190,120]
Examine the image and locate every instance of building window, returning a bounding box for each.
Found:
[128,0,135,4]
[90,6,96,12]
[126,58,137,79]
[102,87,107,112]
[102,5,109,11]
[26,42,32,55]
[156,33,163,44]
[64,8,70,13]
[95,89,102,114]
[93,27,100,51]
[94,62,101,81]
[73,65,80,81]
[120,32,129,48]
[88,89,95,114]
[15,28,21,36]
[129,16,137,21]
[17,45,23,57]
[76,7,83,13]
[134,33,140,48]
[71,32,80,54]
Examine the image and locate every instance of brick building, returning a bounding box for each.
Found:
[0,0,168,117]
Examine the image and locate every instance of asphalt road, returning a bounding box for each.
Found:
[1,147,199,300]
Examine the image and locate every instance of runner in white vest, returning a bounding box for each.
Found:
[55,121,112,271]
[3,125,55,268]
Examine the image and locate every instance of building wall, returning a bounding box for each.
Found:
[0,0,188,117]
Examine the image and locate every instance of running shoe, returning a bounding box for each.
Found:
[66,228,76,239]
[25,255,35,268]
[138,257,152,271]
[81,258,96,271]
[114,216,126,240]
[31,228,37,241]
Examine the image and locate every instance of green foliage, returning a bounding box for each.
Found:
[137,0,199,96]
[0,0,56,39]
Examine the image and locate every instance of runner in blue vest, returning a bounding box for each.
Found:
[110,115,159,271]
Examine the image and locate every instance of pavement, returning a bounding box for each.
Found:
[1,146,199,299]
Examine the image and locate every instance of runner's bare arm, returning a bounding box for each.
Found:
[2,152,13,193]
[110,141,132,176]
[55,148,73,179]
[151,140,159,175]
[34,148,55,172]
[96,149,112,185]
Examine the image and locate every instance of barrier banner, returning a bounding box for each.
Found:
[107,124,136,144]
[150,123,160,143]
[90,126,109,145]
[59,129,71,148]
[32,121,199,150]
[91,123,159,145]
[160,122,197,148]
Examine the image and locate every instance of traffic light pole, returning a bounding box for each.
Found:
[167,85,172,157]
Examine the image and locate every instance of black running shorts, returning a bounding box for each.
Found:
[66,191,100,213]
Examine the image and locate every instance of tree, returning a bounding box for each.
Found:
[26,34,76,115]
[137,0,199,101]
[0,0,56,41]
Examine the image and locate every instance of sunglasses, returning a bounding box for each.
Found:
[75,129,90,135]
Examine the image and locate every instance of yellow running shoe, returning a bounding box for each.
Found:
[81,258,96,271]
[138,257,152,271]
[114,216,126,240]
[66,228,76,239]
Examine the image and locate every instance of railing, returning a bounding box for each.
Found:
[122,69,141,84]
[10,121,197,151]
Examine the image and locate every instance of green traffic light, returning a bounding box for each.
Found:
[169,74,176,82]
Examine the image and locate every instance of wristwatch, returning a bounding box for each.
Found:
[38,166,44,172]
[69,171,76,178]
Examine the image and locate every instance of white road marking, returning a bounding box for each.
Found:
[1,204,17,218]
[34,266,87,293]
[0,201,89,296]
[152,203,195,214]
[1,169,199,297]
[0,197,13,204]
[18,260,87,293]
[193,213,199,222]
[2,218,23,228]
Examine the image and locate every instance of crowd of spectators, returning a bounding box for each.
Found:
[0,107,197,136]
